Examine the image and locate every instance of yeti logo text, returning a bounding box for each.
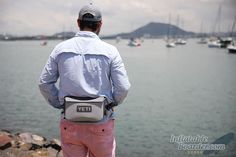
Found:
[77,106,92,112]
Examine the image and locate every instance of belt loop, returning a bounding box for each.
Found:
[61,110,65,119]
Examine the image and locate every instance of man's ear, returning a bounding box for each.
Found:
[99,21,103,28]
[77,19,81,28]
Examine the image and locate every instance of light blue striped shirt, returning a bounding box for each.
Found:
[39,31,130,121]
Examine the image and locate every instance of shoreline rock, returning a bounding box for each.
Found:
[0,130,62,157]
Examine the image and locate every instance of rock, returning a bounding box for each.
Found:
[19,142,33,151]
[47,147,63,157]
[0,134,13,150]
[31,148,49,157]
[14,141,42,151]
[32,134,45,142]
[51,139,61,147]
[18,133,46,146]
[0,142,11,150]
[0,147,34,157]
[0,131,62,157]
[30,143,42,150]
[0,130,11,136]
[49,139,61,151]
[31,134,46,146]
[18,132,34,143]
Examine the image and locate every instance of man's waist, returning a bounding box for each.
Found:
[58,91,113,104]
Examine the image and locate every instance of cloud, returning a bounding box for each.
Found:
[0,0,235,36]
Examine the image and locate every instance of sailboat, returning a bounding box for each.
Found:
[116,36,121,43]
[128,38,141,47]
[227,44,236,53]
[40,41,47,46]
[166,14,176,48]
[220,38,233,48]
[175,38,187,45]
[40,35,47,46]
[208,38,221,48]
[208,5,222,48]
[175,16,187,45]
[198,38,208,44]
[166,41,176,48]
[227,17,236,53]
[198,22,207,44]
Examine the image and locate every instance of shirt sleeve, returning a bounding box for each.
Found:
[110,50,131,104]
[38,51,62,109]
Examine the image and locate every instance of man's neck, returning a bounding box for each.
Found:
[81,28,99,35]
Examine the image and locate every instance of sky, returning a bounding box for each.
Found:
[0,0,236,36]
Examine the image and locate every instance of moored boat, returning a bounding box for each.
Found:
[228,45,236,53]
[208,40,221,48]
[198,38,207,44]
[40,41,47,46]
[175,38,186,45]
[165,14,176,48]
[128,38,141,47]
[166,41,176,48]
[219,38,233,48]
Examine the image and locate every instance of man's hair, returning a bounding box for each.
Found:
[79,13,101,32]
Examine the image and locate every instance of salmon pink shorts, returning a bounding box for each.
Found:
[60,119,116,157]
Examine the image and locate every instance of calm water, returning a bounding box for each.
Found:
[0,39,236,157]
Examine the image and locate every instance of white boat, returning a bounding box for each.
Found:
[175,38,187,45]
[220,37,233,48]
[40,35,48,46]
[225,17,236,52]
[40,41,47,46]
[227,40,236,53]
[198,21,208,44]
[128,38,141,47]
[227,45,236,53]
[166,14,176,48]
[166,41,176,48]
[207,5,222,48]
[116,36,121,43]
[208,40,221,48]
[198,38,207,44]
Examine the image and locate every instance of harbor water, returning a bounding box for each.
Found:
[0,39,236,157]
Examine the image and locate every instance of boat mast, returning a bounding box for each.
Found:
[175,14,180,39]
[212,4,221,37]
[217,5,222,36]
[167,13,171,41]
[200,22,203,36]
[230,16,236,38]
[181,19,185,39]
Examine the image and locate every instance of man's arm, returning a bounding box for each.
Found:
[38,55,62,109]
[110,51,131,104]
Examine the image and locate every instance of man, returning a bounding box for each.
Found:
[39,4,130,157]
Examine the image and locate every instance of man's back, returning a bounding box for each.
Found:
[39,31,130,108]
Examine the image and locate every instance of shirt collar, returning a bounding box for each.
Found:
[75,31,99,39]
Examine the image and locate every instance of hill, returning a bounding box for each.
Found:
[103,22,195,39]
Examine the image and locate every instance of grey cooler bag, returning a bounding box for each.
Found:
[64,96,107,122]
